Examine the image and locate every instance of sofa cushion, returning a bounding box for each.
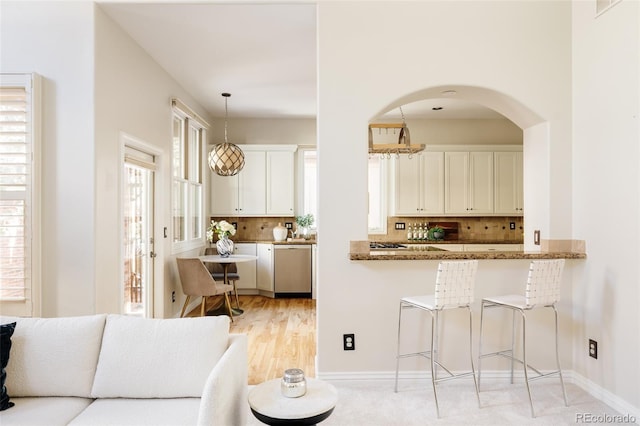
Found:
[0,322,16,411]
[1,315,107,397]
[0,397,94,426]
[67,398,201,426]
[91,315,230,398]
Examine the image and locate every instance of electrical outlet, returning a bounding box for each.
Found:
[231,222,238,230]
[589,339,598,359]
[343,334,355,351]
[509,222,516,230]
[285,222,293,229]
[171,291,176,303]
[395,222,405,230]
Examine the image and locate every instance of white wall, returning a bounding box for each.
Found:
[401,118,522,146]
[0,1,96,317]
[94,5,213,318]
[571,0,640,411]
[316,0,573,377]
[210,117,316,147]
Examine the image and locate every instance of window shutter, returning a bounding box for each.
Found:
[0,74,36,316]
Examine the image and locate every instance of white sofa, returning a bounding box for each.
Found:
[0,314,248,426]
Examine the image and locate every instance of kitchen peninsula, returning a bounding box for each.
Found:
[349,240,586,261]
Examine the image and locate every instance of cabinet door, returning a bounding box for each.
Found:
[210,172,239,215]
[444,152,469,214]
[494,151,523,215]
[422,152,445,215]
[256,243,274,292]
[266,151,295,215]
[233,243,257,289]
[238,151,266,215]
[394,156,422,215]
[468,152,494,214]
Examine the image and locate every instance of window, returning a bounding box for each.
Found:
[171,103,205,252]
[0,73,40,316]
[300,147,386,233]
[300,148,317,225]
[368,156,387,234]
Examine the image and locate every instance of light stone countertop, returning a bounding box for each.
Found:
[349,240,586,261]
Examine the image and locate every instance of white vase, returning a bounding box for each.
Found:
[273,223,287,241]
[216,235,234,257]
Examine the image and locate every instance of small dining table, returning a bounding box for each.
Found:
[199,254,258,316]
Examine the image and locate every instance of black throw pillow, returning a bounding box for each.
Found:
[0,322,16,411]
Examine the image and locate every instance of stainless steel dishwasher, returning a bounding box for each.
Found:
[273,244,312,298]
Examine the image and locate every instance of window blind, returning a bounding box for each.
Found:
[0,74,34,314]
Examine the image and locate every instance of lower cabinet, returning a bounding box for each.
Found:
[256,243,274,293]
[463,244,523,252]
[233,243,257,290]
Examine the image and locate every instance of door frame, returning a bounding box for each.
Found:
[120,132,164,318]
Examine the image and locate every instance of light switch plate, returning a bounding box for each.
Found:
[395,222,406,230]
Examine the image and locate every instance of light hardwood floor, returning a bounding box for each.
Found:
[188,295,316,385]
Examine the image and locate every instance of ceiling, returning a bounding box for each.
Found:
[99,2,504,121]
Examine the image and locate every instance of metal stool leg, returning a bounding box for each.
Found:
[478,300,486,391]
[520,310,535,417]
[430,310,440,419]
[468,306,480,407]
[394,301,404,393]
[553,306,569,406]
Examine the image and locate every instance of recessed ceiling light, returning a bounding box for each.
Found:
[441,90,457,96]
[432,107,443,111]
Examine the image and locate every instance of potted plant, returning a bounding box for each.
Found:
[427,225,445,241]
[295,214,314,240]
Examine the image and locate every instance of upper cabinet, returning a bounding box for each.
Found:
[210,145,297,216]
[391,146,522,217]
[494,151,523,215]
[393,152,445,216]
[445,151,494,215]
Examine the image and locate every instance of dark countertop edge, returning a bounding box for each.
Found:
[349,251,586,260]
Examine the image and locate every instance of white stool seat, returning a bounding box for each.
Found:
[395,260,479,419]
[400,295,437,310]
[481,294,529,309]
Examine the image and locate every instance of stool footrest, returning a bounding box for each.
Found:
[480,350,562,379]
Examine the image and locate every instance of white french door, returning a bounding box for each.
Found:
[123,147,156,317]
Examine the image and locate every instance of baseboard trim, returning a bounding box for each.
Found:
[317,370,639,420]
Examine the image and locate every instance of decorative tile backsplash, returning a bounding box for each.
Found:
[373,216,524,242]
[210,216,316,241]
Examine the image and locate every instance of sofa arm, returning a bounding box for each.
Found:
[197,333,248,426]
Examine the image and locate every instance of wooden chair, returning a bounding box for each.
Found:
[176,258,234,319]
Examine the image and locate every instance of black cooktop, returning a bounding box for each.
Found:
[369,242,407,249]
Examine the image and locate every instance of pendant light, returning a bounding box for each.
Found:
[208,93,245,176]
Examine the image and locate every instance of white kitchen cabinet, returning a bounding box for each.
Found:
[445,151,493,215]
[494,151,523,215]
[256,243,274,293]
[233,243,257,290]
[463,244,523,252]
[266,151,295,215]
[210,145,296,216]
[431,244,464,252]
[393,152,445,216]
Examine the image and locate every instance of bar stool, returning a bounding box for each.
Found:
[477,259,568,417]
[394,260,479,418]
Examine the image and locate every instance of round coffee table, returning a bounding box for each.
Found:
[248,378,338,425]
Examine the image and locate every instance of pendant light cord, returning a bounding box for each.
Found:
[224,94,229,144]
